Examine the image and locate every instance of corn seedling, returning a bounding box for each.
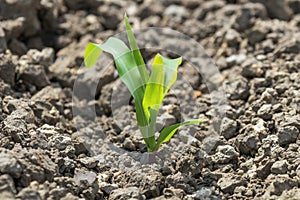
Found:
[84,14,202,152]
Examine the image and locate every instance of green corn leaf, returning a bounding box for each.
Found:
[143,54,182,121]
[97,38,154,147]
[95,37,130,58]
[84,43,103,68]
[161,55,182,95]
[155,119,203,150]
[84,38,139,95]
[142,53,182,152]
[143,54,165,120]
[84,38,156,151]
[124,13,149,85]
[83,15,201,153]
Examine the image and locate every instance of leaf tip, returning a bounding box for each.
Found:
[84,42,102,68]
[178,57,183,65]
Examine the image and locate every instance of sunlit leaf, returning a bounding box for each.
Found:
[124,13,149,85]
[161,55,182,95]
[84,43,103,68]
[143,54,182,121]
[142,54,165,121]
[155,119,203,150]
[83,38,156,150]
[84,15,201,153]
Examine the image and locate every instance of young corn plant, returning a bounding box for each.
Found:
[84,15,202,152]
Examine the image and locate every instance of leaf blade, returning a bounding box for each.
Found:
[83,37,156,151]
[161,54,182,95]
[84,43,103,68]
[142,54,182,122]
[142,54,165,120]
[124,14,149,85]
[155,119,203,149]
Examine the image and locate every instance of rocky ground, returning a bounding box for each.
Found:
[0,0,300,199]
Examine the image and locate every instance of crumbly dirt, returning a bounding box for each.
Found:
[0,0,299,199]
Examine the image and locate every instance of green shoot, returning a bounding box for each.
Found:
[84,14,202,152]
